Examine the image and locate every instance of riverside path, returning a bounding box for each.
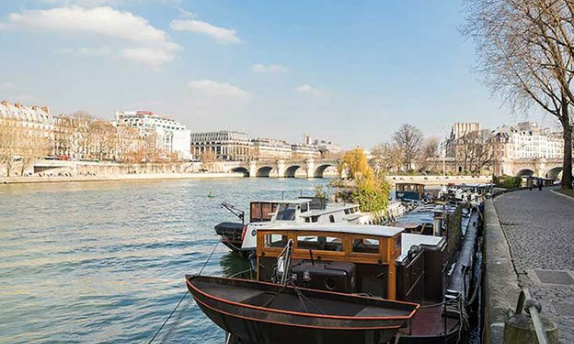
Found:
[494,188,574,343]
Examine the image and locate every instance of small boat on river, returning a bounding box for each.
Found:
[186,275,418,344]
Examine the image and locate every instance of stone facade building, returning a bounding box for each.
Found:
[190,130,252,161]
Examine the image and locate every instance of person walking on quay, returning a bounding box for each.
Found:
[538,177,543,191]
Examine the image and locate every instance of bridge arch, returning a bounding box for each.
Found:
[516,168,535,177]
[284,165,301,178]
[314,164,335,178]
[231,167,250,177]
[546,166,563,180]
[256,166,275,178]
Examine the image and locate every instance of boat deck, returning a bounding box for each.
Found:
[402,302,459,336]
[193,280,412,318]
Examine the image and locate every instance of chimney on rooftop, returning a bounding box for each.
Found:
[14,103,21,108]
[41,106,50,114]
[1,100,8,107]
[32,106,39,111]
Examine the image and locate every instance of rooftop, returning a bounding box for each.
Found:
[257,223,404,237]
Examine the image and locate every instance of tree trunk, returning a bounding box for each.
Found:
[561,103,573,190]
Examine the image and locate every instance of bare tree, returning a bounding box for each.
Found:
[455,130,494,174]
[0,118,19,176]
[418,137,441,172]
[465,0,574,189]
[392,124,424,171]
[0,117,52,177]
[370,142,403,173]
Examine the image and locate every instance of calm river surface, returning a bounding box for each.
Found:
[0,178,328,344]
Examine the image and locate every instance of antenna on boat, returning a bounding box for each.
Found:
[220,202,245,224]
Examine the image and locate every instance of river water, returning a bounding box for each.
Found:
[0,178,328,344]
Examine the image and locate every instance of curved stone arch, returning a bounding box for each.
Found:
[516,168,535,177]
[545,166,563,180]
[231,167,250,177]
[256,166,275,178]
[284,165,302,178]
[314,164,335,178]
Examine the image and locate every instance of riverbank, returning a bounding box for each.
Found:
[0,172,245,184]
[1,173,492,185]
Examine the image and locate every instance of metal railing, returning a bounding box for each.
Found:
[515,288,549,344]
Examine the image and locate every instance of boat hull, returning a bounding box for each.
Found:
[186,275,418,344]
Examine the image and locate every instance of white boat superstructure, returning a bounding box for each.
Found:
[241,198,364,251]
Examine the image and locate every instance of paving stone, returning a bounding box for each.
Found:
[494,188,574,344]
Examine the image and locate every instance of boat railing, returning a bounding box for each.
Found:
[403,296,463,337]
[515,288,550,344]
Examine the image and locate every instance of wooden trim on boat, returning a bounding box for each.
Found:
[186,276,420,321]
[193,295,406,331]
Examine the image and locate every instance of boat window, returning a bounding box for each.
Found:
[276,203,297,221]
[352,238,379,254]
[311,216,319,223]
[305,217,310,223]
[251,202,277,222]
[297,235,343,252]
[264,234,288,248]
[329,215,335,223]
[251,203,261,220]
[300,202,309,213]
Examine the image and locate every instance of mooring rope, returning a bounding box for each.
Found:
[147,239,221,344]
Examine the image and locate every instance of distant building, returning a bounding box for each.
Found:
[492,122,563,160]
[291,144,321,159]
[115,111,191,160]
[252,138,292,160]
[0,100,54,140]
[190,130,251,161]
[0,101,54,174]
[303,135,342,155]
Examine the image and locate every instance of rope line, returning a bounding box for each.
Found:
[147,290,189,344]
[147,239,221,344]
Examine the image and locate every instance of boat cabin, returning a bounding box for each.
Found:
[395,183,426,202]
[255,223,448,304]
[241,199,362,251]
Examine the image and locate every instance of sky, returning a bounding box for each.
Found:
[0,0,556,148]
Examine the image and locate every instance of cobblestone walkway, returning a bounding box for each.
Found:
[495,188,574,343]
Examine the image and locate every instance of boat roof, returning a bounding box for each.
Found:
[251,200,310,204]
[451,183,494,188]
[257,223,404,237]
[398,233,446,260]
[300,203,359,217]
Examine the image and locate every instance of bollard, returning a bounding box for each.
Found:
[503,313,558,344]
[504,289,559,344]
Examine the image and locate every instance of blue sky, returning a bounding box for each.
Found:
[0,0,552,148]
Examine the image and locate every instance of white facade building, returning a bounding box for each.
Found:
[493,122,563,160]
[115,111,191,160]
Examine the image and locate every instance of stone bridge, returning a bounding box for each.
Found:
[496,158,569,180]
[229,158,339,178]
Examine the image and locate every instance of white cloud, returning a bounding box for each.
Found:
[1,6,180,67]
[0,81,15,91]
[56,46,112,56]
[252,64,287,73]
[170,19,241,44]
[295,84,327,96]
[39,0,181,6]
[188,80,250,99]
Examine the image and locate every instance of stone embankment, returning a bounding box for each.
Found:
[0,172,244,184]
[387,175,492,186]
[484,187,574,343]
